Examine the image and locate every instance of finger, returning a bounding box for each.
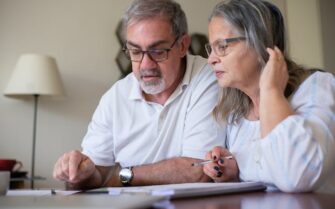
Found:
[270,46,285,63]
[203,162,221,180]
[60,153,70,177]
[205,151,212,160]
[211,170,225,182]
[274,46,283,58]
[219,148,232,156]
[68,150,83,181]
[276,47,287,71]
[53,156,69,181]
[211,146,224,161]
[218,149,233,166]
[53,158,63,179]
[213,165,223,179]
[211,147,233,165]
[210,165,232,182]
[203,166,217,180]
[266,47,276,61]
[273,46,288,77]
[55,171,69,182]
[220,158,240,182]
[218,156,233,166]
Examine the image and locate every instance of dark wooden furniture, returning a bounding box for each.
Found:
[169,191,334,209]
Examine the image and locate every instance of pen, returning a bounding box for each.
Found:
[191,156,233,167]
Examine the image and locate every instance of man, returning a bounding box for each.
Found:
[53,0,225,189]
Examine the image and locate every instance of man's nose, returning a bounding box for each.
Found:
[140,52,157,68]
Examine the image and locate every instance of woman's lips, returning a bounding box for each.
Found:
[214,71,225,78]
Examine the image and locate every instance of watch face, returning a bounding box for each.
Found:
[119,168,133,184]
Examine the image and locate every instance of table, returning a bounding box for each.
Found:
[169,191,335,209]
[0,191,334,209]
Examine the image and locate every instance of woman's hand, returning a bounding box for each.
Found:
[203,146,239,182]
[260,46,288,94]
[259,46,293,138]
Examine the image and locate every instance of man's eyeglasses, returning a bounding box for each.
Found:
[123,38,179,62]
[205,37,246,57]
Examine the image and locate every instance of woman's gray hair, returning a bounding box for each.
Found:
[122,0,188,40]
[211,0,310,124]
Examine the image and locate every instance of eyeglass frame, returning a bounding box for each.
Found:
[123,37,180,62]
[205,37,246,57]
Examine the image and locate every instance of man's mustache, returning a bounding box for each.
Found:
[140,68,162,77]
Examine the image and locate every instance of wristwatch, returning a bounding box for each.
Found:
[119,167,133,186]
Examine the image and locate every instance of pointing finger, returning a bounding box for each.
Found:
[68,151,83,181]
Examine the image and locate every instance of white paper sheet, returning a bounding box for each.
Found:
[6,189,80,196]
[6,189,53,196]
[107,182,266,198]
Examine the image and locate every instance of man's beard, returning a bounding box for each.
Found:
[139,68,166,94]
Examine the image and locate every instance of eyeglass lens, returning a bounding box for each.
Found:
[124,37,179,62]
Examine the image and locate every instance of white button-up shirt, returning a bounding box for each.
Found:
[227,72,335,193]
[82,55,225,167]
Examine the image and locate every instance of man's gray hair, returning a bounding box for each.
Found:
[122,0,188,40]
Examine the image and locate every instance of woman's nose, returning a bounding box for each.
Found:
[207,51,220,65]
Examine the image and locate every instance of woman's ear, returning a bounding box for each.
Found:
[178,34,191,57]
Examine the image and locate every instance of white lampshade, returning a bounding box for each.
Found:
[4,54,65,97]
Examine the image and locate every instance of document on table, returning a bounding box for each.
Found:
[89,182,266,198]
[6,190,54,196]
[6,189,80,196]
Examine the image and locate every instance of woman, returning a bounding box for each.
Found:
[203,0,335,193]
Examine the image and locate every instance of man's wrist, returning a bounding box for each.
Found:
[119,167,133,186]
[65,168,101,190]
[101,163,123,187]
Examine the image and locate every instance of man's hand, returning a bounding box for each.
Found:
[203,146,239,182]
[53,150,98,187]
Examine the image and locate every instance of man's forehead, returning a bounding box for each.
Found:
[126,39,172,49]
[126,18,173,35]
[125,19,175,48]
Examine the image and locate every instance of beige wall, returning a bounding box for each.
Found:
[286,0,324,69]
[285,0,335,73]
[0,0,332,189]
[319,0,335,72]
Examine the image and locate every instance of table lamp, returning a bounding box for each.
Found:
[3,54,65,189]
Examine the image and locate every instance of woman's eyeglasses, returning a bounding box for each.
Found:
[205,37,246,57]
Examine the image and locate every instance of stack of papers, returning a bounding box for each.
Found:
[88,182,266,198]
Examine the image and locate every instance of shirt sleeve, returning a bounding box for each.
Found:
[81,89,116,166]
[236,72,335,192]
[182,64,226,159]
